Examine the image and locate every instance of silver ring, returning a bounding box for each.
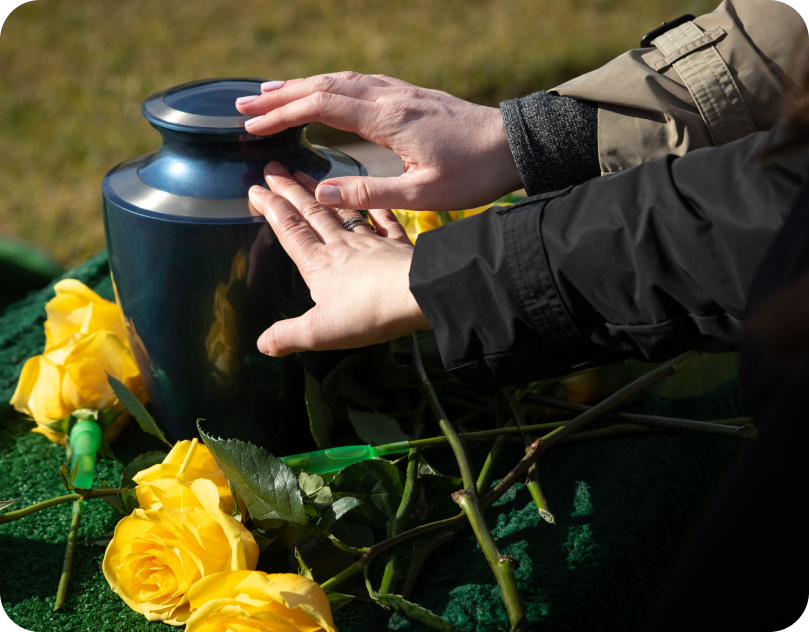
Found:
[342,216,376,232]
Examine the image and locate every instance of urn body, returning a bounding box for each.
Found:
[101,78,365,445]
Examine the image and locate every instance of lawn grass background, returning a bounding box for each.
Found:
[0,0,715,267]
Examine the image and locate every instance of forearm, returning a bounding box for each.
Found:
[409,125,809,386]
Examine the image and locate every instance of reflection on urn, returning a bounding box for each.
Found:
[206,248,247,379]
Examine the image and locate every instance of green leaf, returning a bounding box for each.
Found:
[330,460,405,527]
[347,408,411,446]
[199,423,309,530]
[42,414,76,435]
[295,537,355,584]
[322,355,362,411]
[365,570,468,632]
[305,371,333,449]
[96,408,124,428]
[107,374,172,446]
[0,498,20,513]
[120,451,168,489]
[96,431,120,463]
[598,352,739,399]
[294,547,314,580]
[319,497,362,532]
[335,520,375,548]
[336,372,386,408]
[228,481,245,521]
[251,528,276,553]
[298,472,326,496]
[377,350,410,387]
[418,455,443,477]
[303,504,320,518]
[420,474,464,491]
[325,591,355,611]
[120,488,140,514]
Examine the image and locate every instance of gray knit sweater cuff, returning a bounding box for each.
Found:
[500,91,600,196]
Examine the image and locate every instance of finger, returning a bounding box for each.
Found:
[247,186,323,266]
[327,71,393,88]
[244,92,379,136]
[237,74,384,117]
[367,208,411,243]
[257,311,320,356]
[369,74,416,87]
[293,172,375,235]
[263,162,346,240]
[260,77,303,92]
[314,172,438,212]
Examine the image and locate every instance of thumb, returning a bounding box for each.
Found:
[257,313,319,357]
[315,172,434,211]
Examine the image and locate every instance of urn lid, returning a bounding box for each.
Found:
[142,77,266,134]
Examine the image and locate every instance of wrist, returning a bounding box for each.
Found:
[390,251,431,336]
[484,106,523,196]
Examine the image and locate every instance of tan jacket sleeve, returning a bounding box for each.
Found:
[552,0,808,175]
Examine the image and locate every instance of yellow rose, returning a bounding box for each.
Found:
[44,279,129,351]
[133,438,244,515]
[392,203,505,244]
[103,478,259,625]
[186,570,337,632]
[10,330,145,444]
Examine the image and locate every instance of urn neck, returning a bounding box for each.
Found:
[137,125,332,200]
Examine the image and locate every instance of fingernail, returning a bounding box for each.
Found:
[261,80,285,92]
[245,116,263,127]
[236,94,259,105]
[266,161,285,175]
[257,331,270,355]
[248,185,266,198]
[317,184,342,206]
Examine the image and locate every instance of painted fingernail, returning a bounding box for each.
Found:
[236,94,259,105]
[317,184,342,206]
[257,331,270,355]
[245,116,263,127]
[261,80,285,92]
[266,161,285,175]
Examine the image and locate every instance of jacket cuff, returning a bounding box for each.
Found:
[409,191,596,387]
[500,91,600,196]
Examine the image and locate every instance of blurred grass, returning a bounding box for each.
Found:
[0,0,716,267]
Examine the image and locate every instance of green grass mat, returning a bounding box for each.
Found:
[0,252,747,631]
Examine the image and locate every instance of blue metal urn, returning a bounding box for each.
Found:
[102,78,365,446]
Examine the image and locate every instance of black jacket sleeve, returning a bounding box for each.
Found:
[409,125,809,387]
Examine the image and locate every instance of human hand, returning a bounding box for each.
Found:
[235,73,522,212]
[248,161,430,356]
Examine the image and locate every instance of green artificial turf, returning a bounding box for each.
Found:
[0,252,749,631]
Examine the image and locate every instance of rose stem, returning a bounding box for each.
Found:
[54,499,82,611]
[409,335,528,631]
[397,409,512,598]
[0,488,121,525]
[524,394,757,438]
[501,388,555,524]
[476,417,516,494]
[380,395,427,594]
[323,351,699,596]
[400,529,458,600]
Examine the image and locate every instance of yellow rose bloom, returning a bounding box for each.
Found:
[103,478,259,625]
[186,570,337,632]
[392,203,506,244]
[10,330,145,444]
[133,438,243,515]
[44,279,129,351]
